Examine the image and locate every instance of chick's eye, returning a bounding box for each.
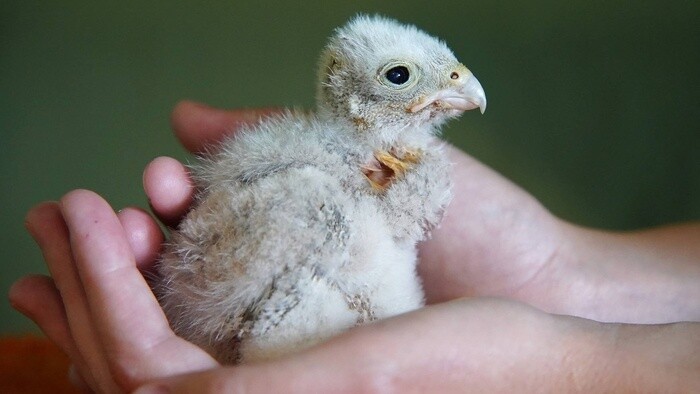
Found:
[385,66,410,85]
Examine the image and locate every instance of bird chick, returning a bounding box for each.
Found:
[156,15,486,364]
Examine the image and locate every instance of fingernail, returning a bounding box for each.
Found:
[24,202,61,241]
[24,207,43,239]
[133,383,170,394]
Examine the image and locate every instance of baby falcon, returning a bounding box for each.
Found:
[156,15,486,364]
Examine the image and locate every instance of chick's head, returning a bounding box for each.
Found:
[316,15,486,140]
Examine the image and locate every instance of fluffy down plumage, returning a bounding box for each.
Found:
[156,15,486,364]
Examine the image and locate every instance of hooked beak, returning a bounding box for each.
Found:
[410,69,487,115]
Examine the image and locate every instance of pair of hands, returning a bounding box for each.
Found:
[10,101,700,392]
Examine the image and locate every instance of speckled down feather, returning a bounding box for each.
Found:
[155,15,486,364]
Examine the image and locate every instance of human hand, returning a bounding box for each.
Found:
[11,195,699,392]
[10,192,218,392]
[148,101,700,323]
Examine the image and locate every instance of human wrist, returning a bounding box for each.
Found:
[559,223,700,323]
[606,322,700,391]
[547,314,700,392]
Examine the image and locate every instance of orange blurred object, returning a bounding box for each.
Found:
[0,335,79,393]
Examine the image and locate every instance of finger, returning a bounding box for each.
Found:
[60,190,172,348]
[117,207,164,272]
[60,190,217,389]
[143,156,193,227]
[8,275,75,357]
[170,100,280,154]
[24,202,108,391]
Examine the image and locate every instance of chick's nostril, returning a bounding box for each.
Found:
[450,72,459,80]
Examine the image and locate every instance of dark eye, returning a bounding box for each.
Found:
[385,66,410,85]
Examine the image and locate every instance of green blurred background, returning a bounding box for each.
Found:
[1,1,698,334]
